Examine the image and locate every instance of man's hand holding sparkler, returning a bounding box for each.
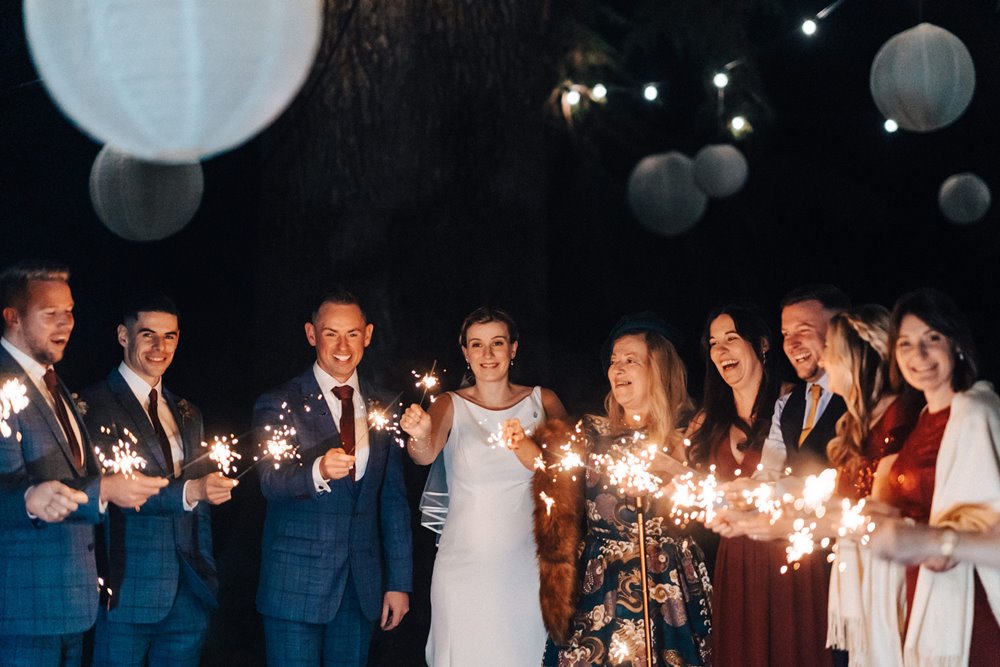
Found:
[99,472,168,509]
[25,480,89,523]
[319,448,356,481]
[185,472,238,506]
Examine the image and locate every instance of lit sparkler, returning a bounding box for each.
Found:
[412,361,442,404]
[0,378,29,438]
[94,426,147,478]
[539,491,555,516]
[204,435,241,476]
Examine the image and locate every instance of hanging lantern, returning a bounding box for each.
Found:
[693,144,748,198]
[869,23,975,132]
[24,0,323,163]
[938,173,990,224]
[89,145,204,241]
[627,152,707,236]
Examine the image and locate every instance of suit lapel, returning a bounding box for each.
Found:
[298,371,343,454]
[0,349,84,475]
[163,389,195,462]
[106,370,171,476]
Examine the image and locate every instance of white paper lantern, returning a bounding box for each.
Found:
[938,173,990,224]
[89,145,204,241]
[870,23,975,133]
[693,144,749,198]
[627,152,707,236]
[25,0,323,163]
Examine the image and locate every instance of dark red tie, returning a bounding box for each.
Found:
[43,368,84,468]
[147,388,176,478]
[332,385,355,480]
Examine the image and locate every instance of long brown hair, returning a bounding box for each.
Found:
[604,331,692,449]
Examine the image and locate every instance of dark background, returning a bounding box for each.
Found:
[2,1,999,664]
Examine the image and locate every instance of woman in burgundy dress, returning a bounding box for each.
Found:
[866,289,1000,665]
[686,302,791,667]
[817,305,922,655]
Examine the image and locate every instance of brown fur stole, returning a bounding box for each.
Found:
[531,417,585,645]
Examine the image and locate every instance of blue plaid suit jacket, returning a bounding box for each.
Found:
[254,369,412,625]
[0,347,103,636]
[80,369,218,624]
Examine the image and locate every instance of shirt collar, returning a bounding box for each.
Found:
[313,363,361,396]
[118,361,163,404]
[1,336,50,382]
[810,371,830,394]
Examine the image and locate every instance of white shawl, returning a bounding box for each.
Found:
[862,381,1000,667]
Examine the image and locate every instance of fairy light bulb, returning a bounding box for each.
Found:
[565,89,581,106]
[592,83,607,100]
[643,84,658,101]
[883,118,899,133]
[713,72,729,89]
[802,19,818,36]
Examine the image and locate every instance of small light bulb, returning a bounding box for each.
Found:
[731,115,746,131]
[713,72,729,89]
[883,118,899,133]
[592,83,607,100]
[565,89,581,106]
[643,84,658,101]
[802,19,818,36]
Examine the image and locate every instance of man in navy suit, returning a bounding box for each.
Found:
[81,293,237,666]
[0,261,166,667]
[255,289,412,666]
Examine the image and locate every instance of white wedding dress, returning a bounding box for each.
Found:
[425,387,548,666]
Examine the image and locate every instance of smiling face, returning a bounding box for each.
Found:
[607,334,652,415]
[2,279,75,366]
[118,311,179,386]
[462,320,517,383]
[781,299,834,383]
[305,302,373,383]
[708,313,765,391]
[894,314,955,407]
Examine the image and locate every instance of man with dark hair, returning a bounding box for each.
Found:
[0,261,166,667]
[254,290,412,666]
[80,292,236,666]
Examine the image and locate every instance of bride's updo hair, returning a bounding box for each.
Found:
[458,306,519,347]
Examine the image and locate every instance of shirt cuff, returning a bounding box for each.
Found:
[24,487,37,520]
[182,480,199,511]
[312,457,331,494]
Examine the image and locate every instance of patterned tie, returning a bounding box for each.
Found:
[147,388,177,477]
[42,368,84,468]
[332,385,355,480]
[798,384,823,446]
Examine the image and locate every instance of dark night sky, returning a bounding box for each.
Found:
[2,1,1000,664]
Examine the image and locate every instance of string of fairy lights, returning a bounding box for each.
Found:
[554,0,905,138]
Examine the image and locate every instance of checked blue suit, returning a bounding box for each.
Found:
[0,346,103,666]
[80,369,218,666]
[254,368,412,664]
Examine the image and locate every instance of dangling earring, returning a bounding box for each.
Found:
[762,349,767,364]
[957,349,965,361]
[510,358,515,367]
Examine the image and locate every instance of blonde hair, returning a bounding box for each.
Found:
[604,331,692,449]
[825,305,892,473]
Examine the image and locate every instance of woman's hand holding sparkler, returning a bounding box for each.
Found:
[99,472,169,509]
[185,472,238,506]
[500,418,543,471]
[400,404,432,441]
[25,480,89,523]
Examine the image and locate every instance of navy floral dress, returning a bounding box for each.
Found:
[546,416,712,667]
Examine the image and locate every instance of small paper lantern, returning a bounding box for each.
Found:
[693,144,749,198]
[24,0,323,162]
[627,152,707,236]
[870,23,975,132]
[89,146,203,241]
[938,173,990,224]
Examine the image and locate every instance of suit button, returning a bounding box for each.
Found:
[87,543,95,552]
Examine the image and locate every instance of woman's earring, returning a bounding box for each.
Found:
[510,358,515,367]
[957,349,965,361]
[762,349,767,364]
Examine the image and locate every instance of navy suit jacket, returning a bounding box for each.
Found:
[254,368,412,624]
[81,369,218,624]
[0,347,102,636]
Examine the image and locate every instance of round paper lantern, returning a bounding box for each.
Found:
[25,0,323,162]
[938,173,990,224]
[89,146,204,241]
[627,152,707,236]
[693,144,749,198]
[870,23,975,132]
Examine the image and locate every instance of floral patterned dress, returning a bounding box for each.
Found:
[549,416,712,667]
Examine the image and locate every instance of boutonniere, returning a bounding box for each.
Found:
[71,392,88,417]
[176,398,195,422]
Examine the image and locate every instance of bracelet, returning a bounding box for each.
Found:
[938,528,959,558]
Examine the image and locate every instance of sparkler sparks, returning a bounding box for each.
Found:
[539,491,555,516]
[204,435,241,476]
[0,378,29,438]
[412,361,442,404]
[95,426,147,477]
[367,404,405,447]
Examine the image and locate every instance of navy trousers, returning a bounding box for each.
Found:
[0,632,84,667]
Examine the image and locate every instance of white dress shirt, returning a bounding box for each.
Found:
[2,336,84,447]
[757,371,835,480]
[311,365,370,492]
[118,362,196,510]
